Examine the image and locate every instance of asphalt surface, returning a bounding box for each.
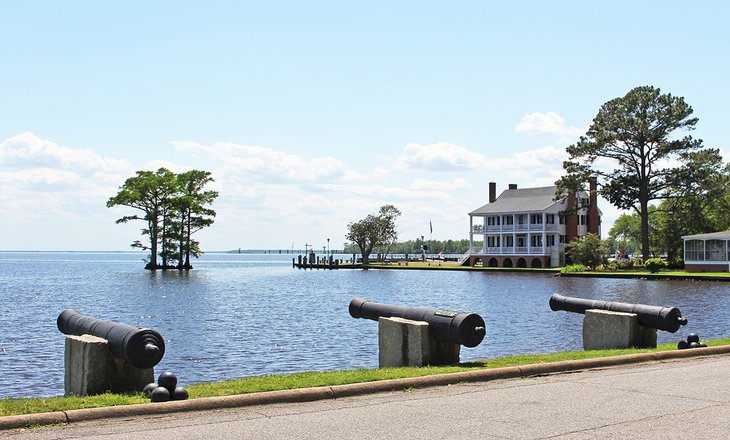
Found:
[2,348,730,439]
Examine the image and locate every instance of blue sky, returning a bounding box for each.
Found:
[1,1,728,251]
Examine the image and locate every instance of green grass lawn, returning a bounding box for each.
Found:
[562,269,730,278]
[349,261,730,278]
[4,338,729,417]
[365,261,560,272]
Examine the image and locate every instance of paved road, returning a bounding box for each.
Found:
[3,355,730,439]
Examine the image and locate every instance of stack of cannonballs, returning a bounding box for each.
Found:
[677,333,708,350]
[143,372,189,402]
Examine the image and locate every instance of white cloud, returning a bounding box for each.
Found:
[514,112,583,145]
[395,142,489,171]
[0,132,132,176]
[410,178,471,191]
[484,145,567,186]
[173,140,350,182]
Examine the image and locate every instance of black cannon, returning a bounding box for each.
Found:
[349,298,486,347]
[57,309,165,369]
[549,293,688,333]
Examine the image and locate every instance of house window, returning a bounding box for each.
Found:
[530,235,543,247]
[503,215,514,225]
[530,214,543,224]
[559,215,565,225]
[579,215,586,226]
[547,235,555,246]
[685,240,703,261]
[516,236,525,247]
[546,214,555,224]
[706,240,726,261]
[517,215,525,225]
[559,235,566,244]
[488,236,500,247]
[505,236,514,246]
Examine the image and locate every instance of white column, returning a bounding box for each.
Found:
[542,213,547,255]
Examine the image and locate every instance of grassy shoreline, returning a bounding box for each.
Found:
[4,338,730,417]
[350,261,730,281]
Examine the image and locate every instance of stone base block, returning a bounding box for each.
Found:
[378,317,460,367]
[582,309,657,350]
[64,335,154,396]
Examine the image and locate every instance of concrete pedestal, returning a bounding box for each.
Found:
[64,334,154,396]
[582,309,657,350]
[378,317,460,367]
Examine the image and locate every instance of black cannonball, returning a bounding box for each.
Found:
[172,386,189,401]
[677,340,689,350]
[690,341,701,349]
[158,372,178,392]
[143,382,158,397]
[150,386,171,403]
[687,333,700,344]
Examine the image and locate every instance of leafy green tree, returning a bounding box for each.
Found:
[565,233,608,269]
[107,168,217,270]
[652,161,730,263]
[558,86,723,260]
[346,205,401,265]
[607,213,641,257]
[607,206,660,257]
[175,170,218,269]
[107,168,177,269]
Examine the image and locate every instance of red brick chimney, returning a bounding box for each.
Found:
[587,177,600,235]
[489,182,496,203]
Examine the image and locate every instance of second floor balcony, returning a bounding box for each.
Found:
[476,246,554,256]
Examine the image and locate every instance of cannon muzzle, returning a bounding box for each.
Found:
[57,309,165,369]
[349,297,486,347]
[549,293,688,333]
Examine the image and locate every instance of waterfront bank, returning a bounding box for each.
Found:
[317,259,730,282]
[3,252,729,399]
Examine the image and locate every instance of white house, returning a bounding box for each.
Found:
[682,231,730,272]
[464,181,601,268]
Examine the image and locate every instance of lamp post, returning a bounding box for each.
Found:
[421,235,426,261]
[327,238,330,256]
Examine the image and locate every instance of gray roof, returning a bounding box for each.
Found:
[470,186,564,215]
[682,231,730,240]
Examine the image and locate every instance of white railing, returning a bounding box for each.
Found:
[457,250,471,266]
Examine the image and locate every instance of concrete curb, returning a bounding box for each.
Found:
[3,346,730,431]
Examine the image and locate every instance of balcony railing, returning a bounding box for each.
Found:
[474,224,560,235]
[469,247,553,256]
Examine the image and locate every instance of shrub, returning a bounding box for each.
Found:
[565,234,608,268]
[561,264,587,273]
[668,257,685,269]
[645,258,668,273]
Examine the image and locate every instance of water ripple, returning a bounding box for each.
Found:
[1,252,727,398]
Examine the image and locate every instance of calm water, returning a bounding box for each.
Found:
[1,251,728,399]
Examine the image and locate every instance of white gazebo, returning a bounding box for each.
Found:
[682,231,730,272]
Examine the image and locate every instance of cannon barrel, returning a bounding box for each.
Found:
[57,309,165,369]
[549,293,688,333]
[349,298,486,347]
